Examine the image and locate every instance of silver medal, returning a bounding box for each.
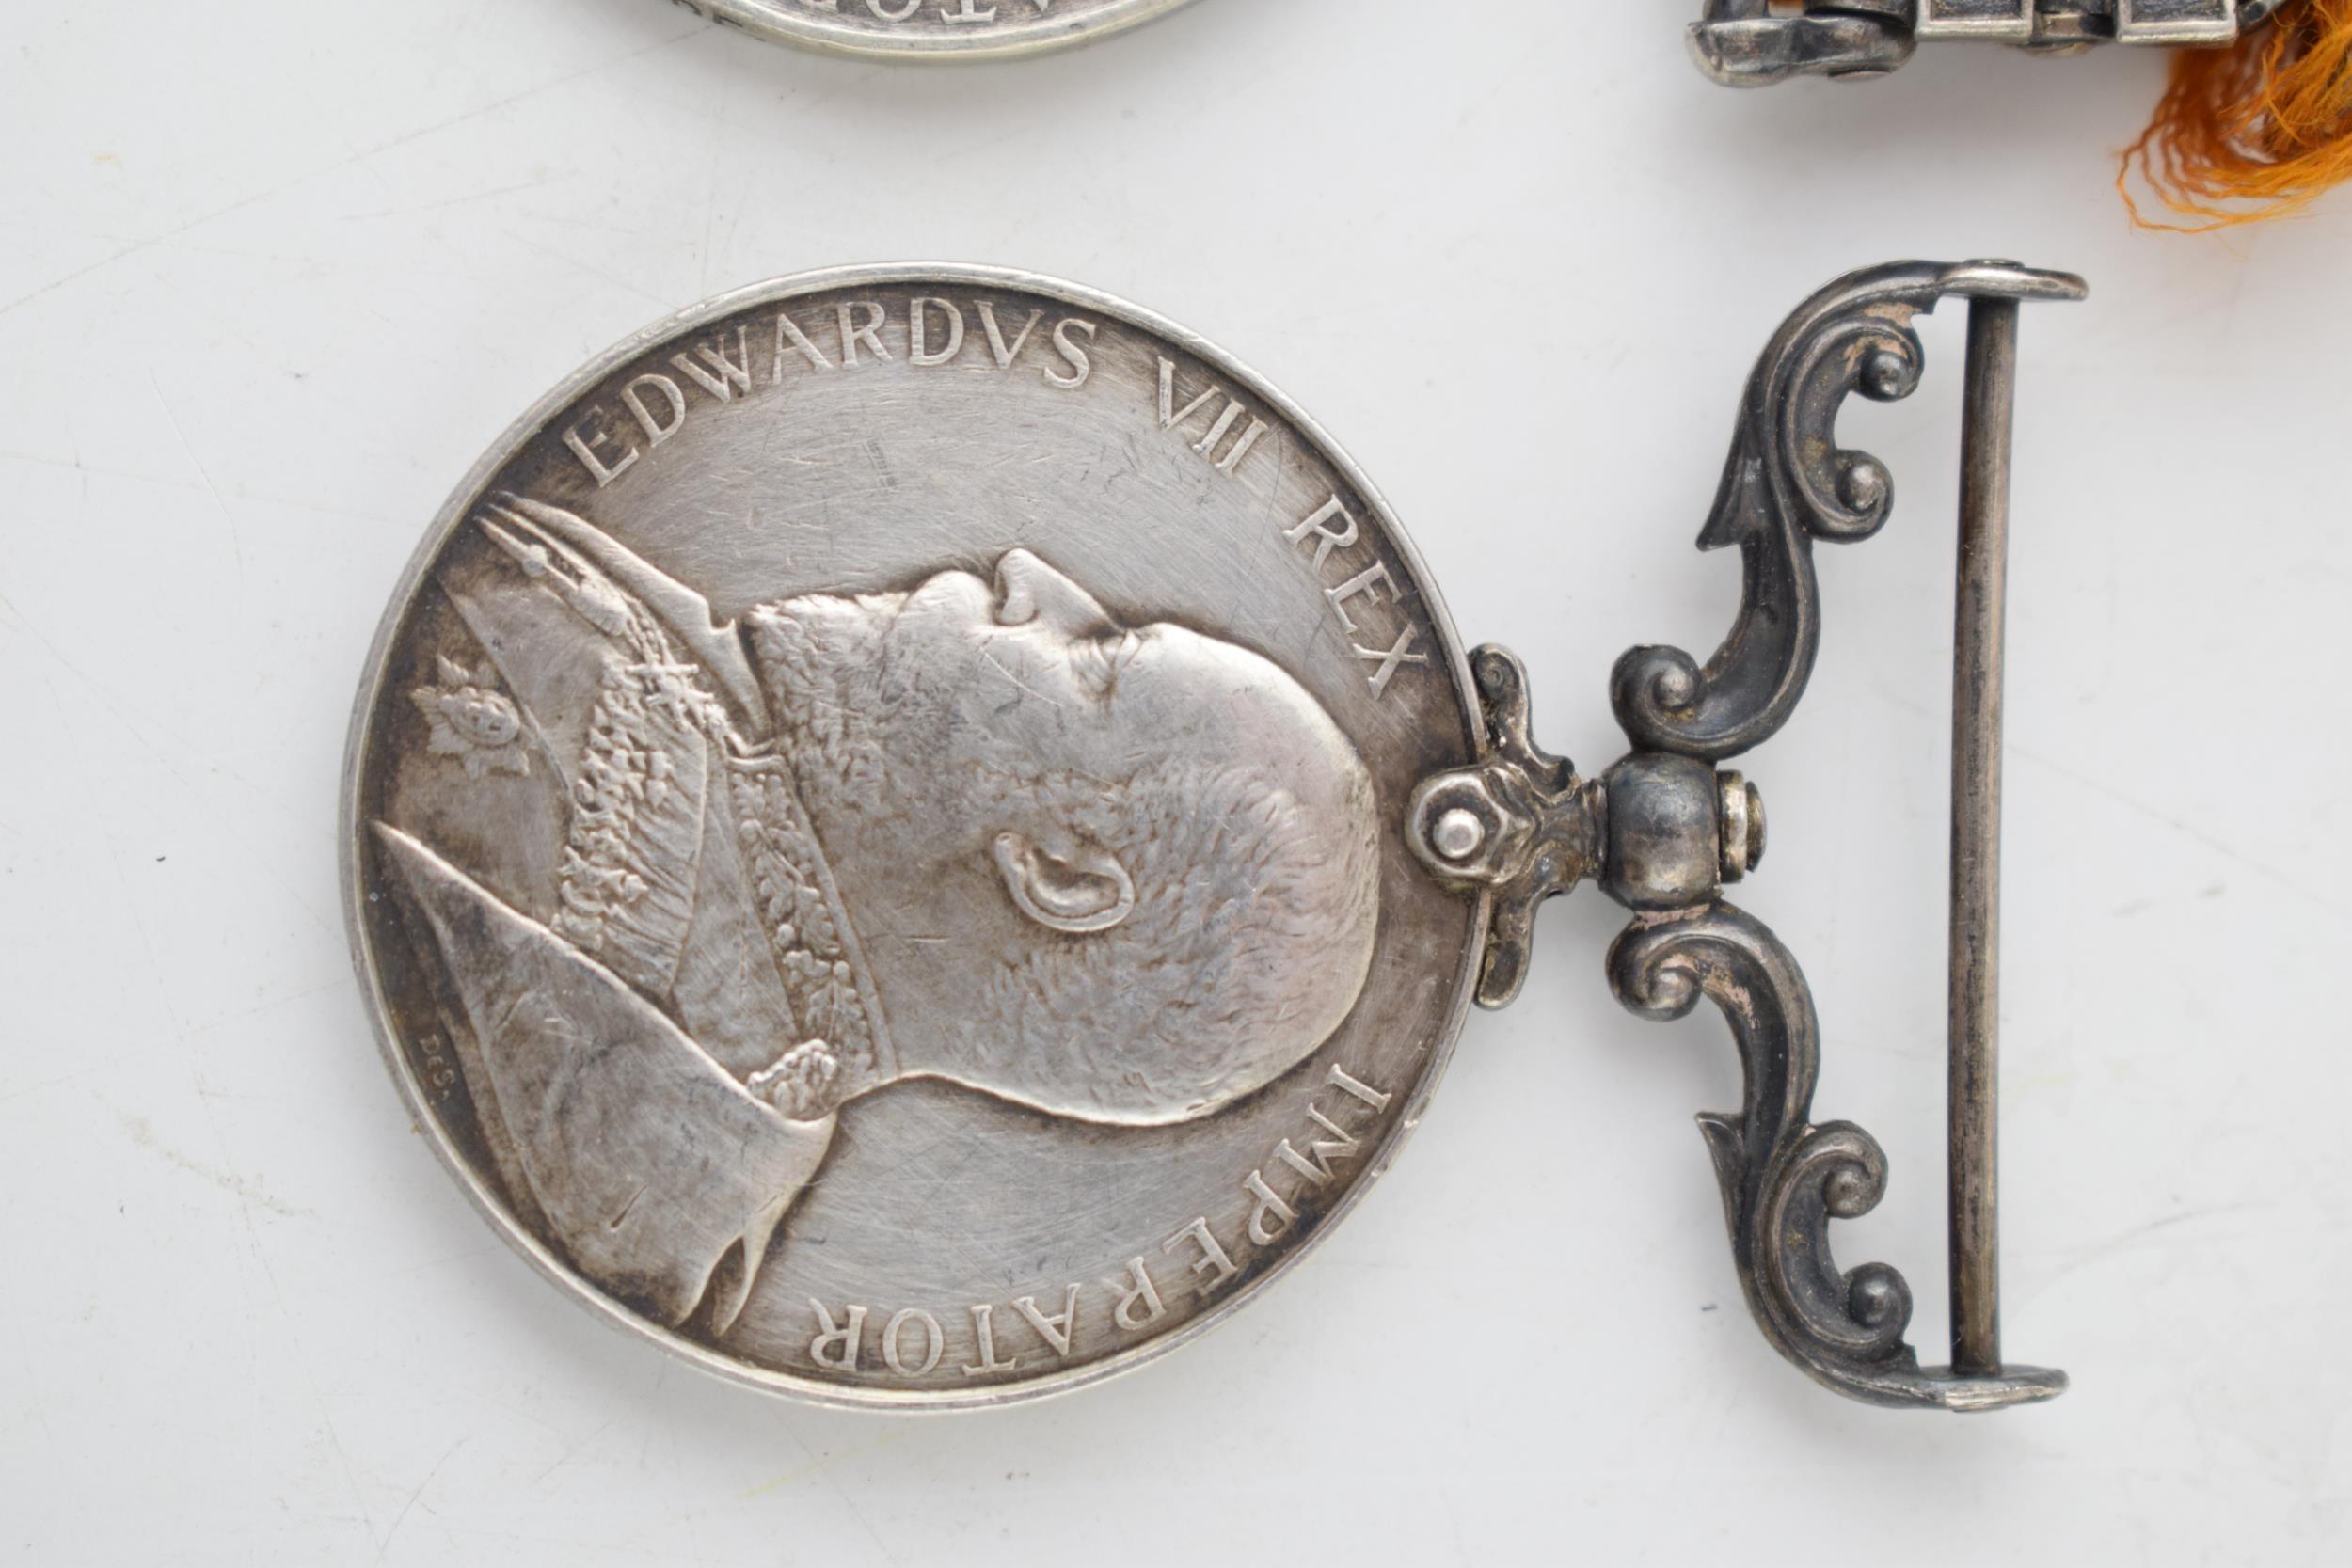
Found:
[348,258,2082,1414]
[344,264,1480,1408]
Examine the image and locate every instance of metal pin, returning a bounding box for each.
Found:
[1948,294,2019,1379]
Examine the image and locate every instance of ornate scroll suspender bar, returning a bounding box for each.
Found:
[1406,261,2082,1411]
[1689,1,2271,87]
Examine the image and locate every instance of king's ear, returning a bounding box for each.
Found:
[992,831,1135,935]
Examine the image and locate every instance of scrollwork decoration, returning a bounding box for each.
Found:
[1609,902,2060,1410]
[1406,261,2081,1409]
[1611,261,2083,763]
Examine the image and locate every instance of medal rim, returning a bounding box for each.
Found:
[340,261,1492,1410]
[692,0,1203,62]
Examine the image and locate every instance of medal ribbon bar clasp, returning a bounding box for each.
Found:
[1406,261,2082,1411]
[1689,1,2265,86]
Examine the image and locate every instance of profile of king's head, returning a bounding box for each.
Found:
[373,495,1382,1336]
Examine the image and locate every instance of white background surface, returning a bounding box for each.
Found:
[4,2,2348,1562]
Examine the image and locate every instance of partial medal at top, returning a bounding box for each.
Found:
[674,0,1201,59]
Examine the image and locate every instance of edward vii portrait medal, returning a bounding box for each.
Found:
[345,265,1483,1407]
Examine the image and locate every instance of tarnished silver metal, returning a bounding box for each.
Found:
[1406,261,2082,1411]
[1403,648,1599,1010]
[1691,0,2270,85]
[671,0,1200,61]
[348,258,2090,1415]
[1948,291,2018,1380]
[344,264,1482,1409]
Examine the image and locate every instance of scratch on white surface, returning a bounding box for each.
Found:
[341,172,575,222]
[0,587,336,929]
[508,229,683,313]
[0,447,408,531]
[0,21,712,322]
[116,1109,314,1219]
[0,446,203,489]
[738,1426,912,1500]
[528,1419,617,1486]
[148,370,243,573]
[2030,1203,2269,1293]
[187,976,360,1045]
[2013,738,2352,926]
[0,1261,69,1523]
[373,1439,465,1564]
[739,1421,909,1568]
[19,640,384,1544]
[1874,674,2348,925]
[694,30,736,298]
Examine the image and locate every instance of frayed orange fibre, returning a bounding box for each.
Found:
[2122,0,2352,230]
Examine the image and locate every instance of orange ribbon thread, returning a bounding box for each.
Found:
[2122,0,2352,230]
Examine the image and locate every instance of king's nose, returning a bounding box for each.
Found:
[993,549,1117,637]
